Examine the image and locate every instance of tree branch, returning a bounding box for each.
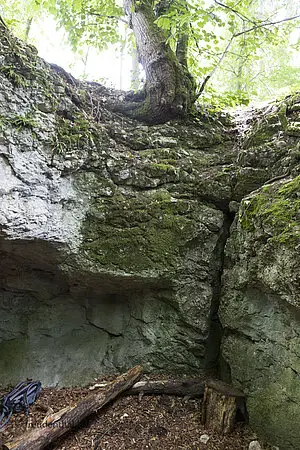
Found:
[88,12,128,25]
[0,15,7,29]
[197,35,233,96]
[189,23,202,55]
[4,367,142,450]
[196,13,300,96]
[234,13,300,38]
[213,0,256,24]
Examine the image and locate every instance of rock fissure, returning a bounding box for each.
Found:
[291,367,300,378]
[204,211,235,375]
[1,23,300,447]
[86,321,124,338]
[219,108,300,448]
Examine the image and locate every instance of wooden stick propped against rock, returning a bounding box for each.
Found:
[4,365,142,450]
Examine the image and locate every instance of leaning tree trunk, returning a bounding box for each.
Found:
[119,0,196,124]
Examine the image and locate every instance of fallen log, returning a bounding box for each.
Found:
[3,365,142,450]
[127,378,205,398]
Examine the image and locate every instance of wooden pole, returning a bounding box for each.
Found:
[4,365,142,450]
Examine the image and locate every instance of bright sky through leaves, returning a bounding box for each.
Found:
[0,0,299,106]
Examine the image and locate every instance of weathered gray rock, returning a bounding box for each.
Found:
[0,24,233,386]
[220,177,300,450]
[1,21,300,450]
[248,441,262,450]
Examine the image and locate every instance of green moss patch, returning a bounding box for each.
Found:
[80,189,204,275]
[239,176,300,245]
[52,113,98,155]
[0,111,37,130]
[0,65,27,87]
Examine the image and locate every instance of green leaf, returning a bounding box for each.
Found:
[73,0,82,11]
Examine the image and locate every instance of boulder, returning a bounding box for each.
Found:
[220,177,300,449]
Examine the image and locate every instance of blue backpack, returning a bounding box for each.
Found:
[0,381,42,429]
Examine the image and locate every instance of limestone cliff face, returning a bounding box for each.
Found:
[220,176,300,449]
[0,23,234,385]
[219,102,300,449]
[0,22,300,449]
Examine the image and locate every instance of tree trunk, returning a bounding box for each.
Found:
[130,46,140,90]
[176,33,189,68]
[3,366,142,450]
[118,0,196,124]
[24,18,33,43]
[128,378,205,397]
[201,379,247,434]
[119,27,128,90]
[175,0,189,69]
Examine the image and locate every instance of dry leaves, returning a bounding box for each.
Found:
[0,380,271,450]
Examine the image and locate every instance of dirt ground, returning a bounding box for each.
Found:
[0,377,272,450]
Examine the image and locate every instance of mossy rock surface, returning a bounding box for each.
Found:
[0,22,230,384]
[2,22,300,449]
[80,188,221,277]
[240,175,300,246]
[220,176,300,449]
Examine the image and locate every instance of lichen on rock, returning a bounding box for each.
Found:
[220,176,300,449]
[1,20,300,449]
[239,176,300,246]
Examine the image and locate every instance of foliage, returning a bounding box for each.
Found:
[0,0,299,107]
[0,65,27,87]
[169,0,300,106]
[36,0,123,51]
[0,112,37,130]
[10,112,37,129]
[0,0,40,41]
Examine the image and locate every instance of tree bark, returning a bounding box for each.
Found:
[128,378,205,397]
[201,379,247,434]
[176,33,189,68]
[175,0,189,69]
[117,0,196,124]
[24,18,33,43]
[3,366,142,450]
[130,46,140,90]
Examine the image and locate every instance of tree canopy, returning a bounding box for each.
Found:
[0,0,299,121]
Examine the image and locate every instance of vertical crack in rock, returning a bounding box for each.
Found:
[218,97,300,449]
[204,210,235,377]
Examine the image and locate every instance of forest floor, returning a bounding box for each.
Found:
[0,376,273,450]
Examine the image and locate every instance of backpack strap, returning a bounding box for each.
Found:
[0,410,12,430]
[0,381,42,429]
